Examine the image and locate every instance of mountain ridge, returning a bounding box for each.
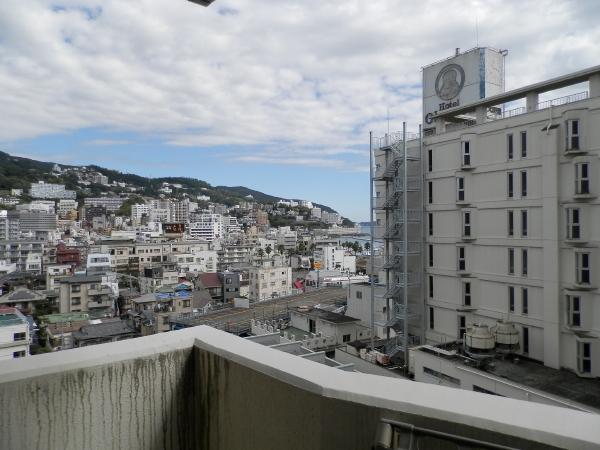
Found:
[0,151,341,216]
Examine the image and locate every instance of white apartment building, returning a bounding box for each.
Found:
[223,216,242,234]
[249,257,292,301]
[170,250,218,273]
[314,245,356,273]
[30,182,76,199]
[131,204,149,224]
[0,308,30,360]
[188,214,223,242]
[57,199,78,217]
[84,197,124,212]
[148,199,171,223]
[275,227,297,250]
[371,48,600,379]
[170,199,191,223]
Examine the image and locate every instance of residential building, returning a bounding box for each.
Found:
[84,197,124,212]
[72,319,138,347]
[139,264,180,294]
[56,243,81,267]
[7,210,58,238]
[0,287,49,315]
[131,203,149,224]
[57,199,78,218]
[217,242,253,271]
[170,250,217,273]
[218,271,240,302]
[46,264,73,291]
[29,182,75,199]
[249,257,292,301]
[58,275,114,316]
[275,226,297,250]
[188,214,223,241]
[314,245,356,273]
[0,307,30,360]
[0,240,44,273]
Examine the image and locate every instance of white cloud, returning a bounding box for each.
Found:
[0,0,599,169]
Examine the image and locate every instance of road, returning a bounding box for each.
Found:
[172,287,347,333]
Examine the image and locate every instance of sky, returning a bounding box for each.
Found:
[1,0,599,221]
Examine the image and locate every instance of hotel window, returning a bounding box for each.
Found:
[428,213,433,236]
[576,252,591,285]
[428,244,434,267]
[356,290,362,299]
[13,332,26,341]
[567,295,581,327]
[521,210,528,237]
[520,131,527,158]
[522,288,528,315]
[507,172,514,198]
[521,170,527,197]
[577,341,591,374]
[457,246,466,271]
[566,208,581,239]
[522,249,528,276]
[507,133,514,160]
[428,276,434,299]
[456,177,465,202]
[458,315,466,340]
[463,281,471,306]
[429,306,435,330]
[508,248,515,275]
[461,141,471,166]
[509,286,515,312]
[13,351,26,358]
[523,327,529,354]
[428,149,433,172]
[462,210,471,237]
[428,181,433,204]
[566,119,580,151]
[575,162,590,195]
[508,210,514,237]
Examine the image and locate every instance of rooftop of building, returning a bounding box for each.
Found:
[59,275,102,284]
[0,308,26,327]
[72,319,137,340]
[292,307,359,324]
[41,312,90,324]
[417,343,600,411]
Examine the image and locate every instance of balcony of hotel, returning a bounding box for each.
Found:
[0,326,598,449]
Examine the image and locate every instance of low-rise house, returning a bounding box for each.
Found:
[72,319,138,347]
[40,312,90,350]
[289,307,372,347]
[0,287,50,315]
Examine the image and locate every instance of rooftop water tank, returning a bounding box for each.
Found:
[464,324,495,359]
[492,320,520,354]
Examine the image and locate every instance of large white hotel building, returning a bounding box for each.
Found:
[365,47,600,380]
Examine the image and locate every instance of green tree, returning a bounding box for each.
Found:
[277,244,285,255]
[265,245,272,256]
[257,248,265,261]
[364,242,370,252]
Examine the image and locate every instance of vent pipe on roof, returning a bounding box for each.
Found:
[455,47,460,56]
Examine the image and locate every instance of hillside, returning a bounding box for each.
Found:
[0,151,343,218]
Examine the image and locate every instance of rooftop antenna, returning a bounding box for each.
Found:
[387,106,390,135]
[475,13,479,47]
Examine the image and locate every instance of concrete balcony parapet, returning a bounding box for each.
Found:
[0,326,599,449]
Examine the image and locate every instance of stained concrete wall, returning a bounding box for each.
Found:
[0,326,598,450]
[0,348,200,450]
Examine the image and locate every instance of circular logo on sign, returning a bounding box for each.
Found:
[435,64,465,101]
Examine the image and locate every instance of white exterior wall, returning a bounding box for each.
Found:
[0,315,29,361]
[424,94,600,377]
[249,265,292,301]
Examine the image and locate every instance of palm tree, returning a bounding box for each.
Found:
[265,245,272,256]
[364,242,370,253]
[257,248,265,261]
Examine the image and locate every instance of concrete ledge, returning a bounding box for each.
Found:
[0,326,599,449]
